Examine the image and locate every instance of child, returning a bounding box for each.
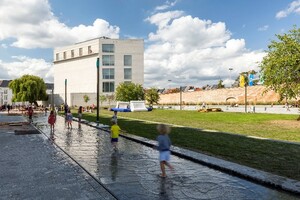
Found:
[78,106,83,123]
[156,124,173,178]
[66,110,73,129]
[48,110,56,130]
[27,106,33,123]
[112,111,118,124]
[110,120,121,151]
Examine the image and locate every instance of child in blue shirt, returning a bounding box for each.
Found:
[156,124,174,178]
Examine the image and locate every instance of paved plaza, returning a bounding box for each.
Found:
[0,113,299,199]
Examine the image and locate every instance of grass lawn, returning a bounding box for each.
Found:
[72,109,300,181]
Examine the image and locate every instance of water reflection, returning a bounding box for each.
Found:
[110,152,118,181]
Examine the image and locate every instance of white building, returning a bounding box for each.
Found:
[53,37,144,106]
[0,80,13,106]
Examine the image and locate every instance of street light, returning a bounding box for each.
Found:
[96,58,100,123]
[229,68,233,86]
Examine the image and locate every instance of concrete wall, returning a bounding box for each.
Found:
[158,86,282,105]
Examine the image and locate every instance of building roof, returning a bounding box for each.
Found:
[0,80,11,87]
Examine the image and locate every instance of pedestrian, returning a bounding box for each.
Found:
[66,110,73,129]
[112,111,118,124]
[27,106,33,123]
[48,110,56,130]
[78,106,83,123]
[156,124,174,178]
[110,119,121,151]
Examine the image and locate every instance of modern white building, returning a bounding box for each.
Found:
[53,37,144,106]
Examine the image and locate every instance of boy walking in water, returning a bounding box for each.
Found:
[156,124,174,178]
[110,120,121,151]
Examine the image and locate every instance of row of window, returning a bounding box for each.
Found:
[56,44,116,61]
[102,68,132,80]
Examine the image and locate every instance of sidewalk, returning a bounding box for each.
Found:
[0,113,116,200]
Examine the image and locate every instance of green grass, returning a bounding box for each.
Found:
[71,109,300,181]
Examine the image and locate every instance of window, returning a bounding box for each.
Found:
[4,96,7,100]
[88,46,92,54]
[71,50,74,58]
[56,53,59,61]
[102,44,114,53]
[63,51,66,59]
[79,48,83,56]
[102,55,114,66]
[124,55,132,66]
[4,90,8,94]
[102,68,114,79]
[124,68,132,80]
[102,82,114,92]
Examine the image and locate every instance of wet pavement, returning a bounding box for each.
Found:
[31,114,299,200]
[0,113,116,200]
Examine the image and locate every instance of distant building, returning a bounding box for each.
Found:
[53,37,144,106]
[0,80,12,106]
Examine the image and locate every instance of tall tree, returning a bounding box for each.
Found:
[9,75,47,106]
[217,80,225,89]
[259,26,300,101]
[145,88,160,105]
[115,82,144,102]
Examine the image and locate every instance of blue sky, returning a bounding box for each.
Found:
[0,0,299,88]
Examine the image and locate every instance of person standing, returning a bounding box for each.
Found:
[66,110,73,129]
[156,124,174,178]
[110,120,121,151]
[78,106,83,123]
[112,111,118,124]
[27,106,33,123]
[48,110,56,131]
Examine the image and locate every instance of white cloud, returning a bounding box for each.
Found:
[0,56,53,82]
[1,44,8,48]
[0,0,120,49]
[144,12,266,88]
[155,0,179,11]
[258,25,269,31]
[276,0,300,19]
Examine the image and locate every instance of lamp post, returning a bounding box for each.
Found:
[64,79,67,107]
[229,67,233,86]
[96,58,100,123]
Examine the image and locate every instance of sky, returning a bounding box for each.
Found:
[0,0,299,88]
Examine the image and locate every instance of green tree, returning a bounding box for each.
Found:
[106,94,115,108]
[99,94,107,106]
[8,74,47,106]
[83,94,90,105]
[217,80,225,89]
[145,88,160,105]
[259,26,300,101]
[115,82,144,102]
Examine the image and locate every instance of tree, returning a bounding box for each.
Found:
[217,80,225,89]
[259,26,300,101]
[99,94,107,106]
[106,94,115,108]
[9,74,47,106]
[83,95,90,105]
[115,82,144,102]
[145,88,160,105]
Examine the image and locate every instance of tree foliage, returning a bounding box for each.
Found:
[145,88,160,105]
[8,74,47,105]
[115,82,144,102]
[217,80,225,89]
[259,26,300,101]
[83,95,90,104]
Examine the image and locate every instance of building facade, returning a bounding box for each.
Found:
[0,80,12,106]
[53,37,144,106]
